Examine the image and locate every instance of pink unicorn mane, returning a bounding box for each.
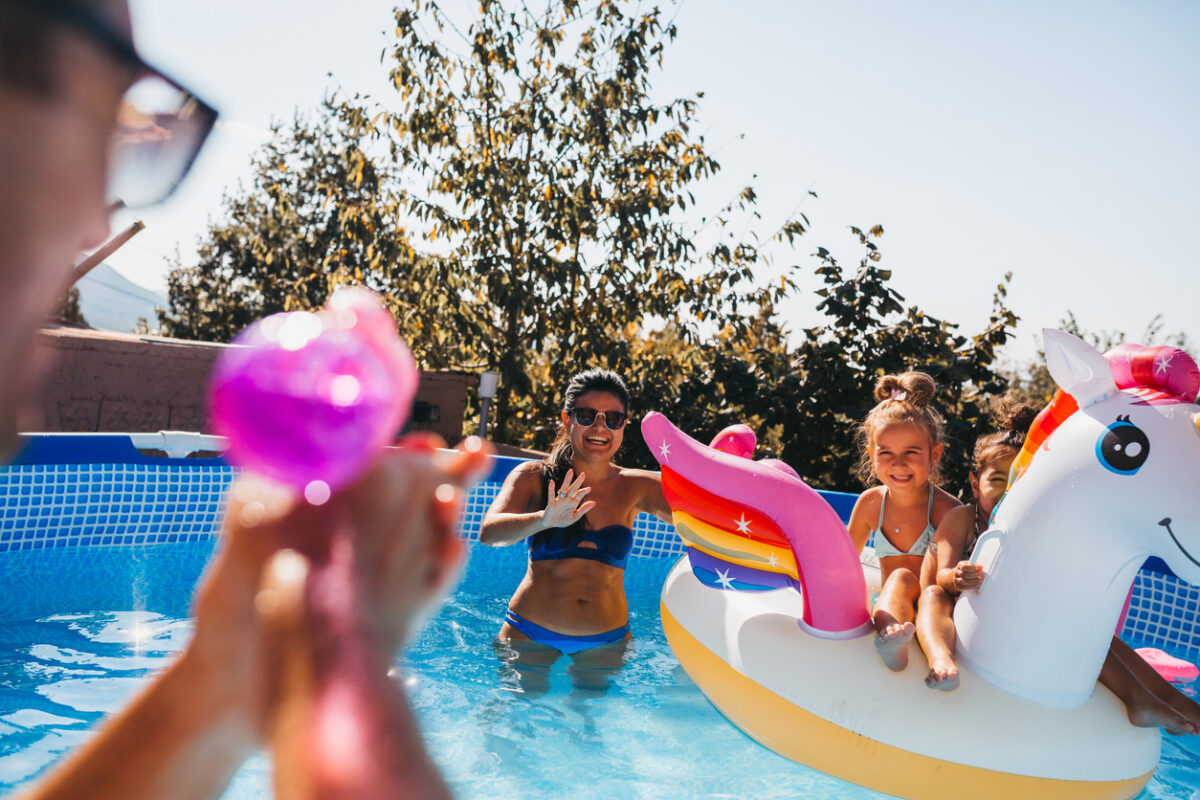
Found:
[1105,343,1200,405]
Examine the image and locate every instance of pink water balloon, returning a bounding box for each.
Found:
[208,287,418,494]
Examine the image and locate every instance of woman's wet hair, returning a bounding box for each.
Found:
[855,371,946,486]
[542,368,629,507]
[972,399,1039,474]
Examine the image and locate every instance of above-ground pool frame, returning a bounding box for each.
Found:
[1,433,1196,662]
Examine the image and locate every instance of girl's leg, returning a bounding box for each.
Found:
[1104,636,1200,733]
[915,585,959,691]
[873,568,920,671]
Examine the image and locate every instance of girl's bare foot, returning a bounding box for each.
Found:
[1165,689,1200,734]
[874,622,915,671]
[1125,691,1199,735]
[924,656,959,691]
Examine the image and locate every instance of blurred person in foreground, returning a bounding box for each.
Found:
[0,1,488,797]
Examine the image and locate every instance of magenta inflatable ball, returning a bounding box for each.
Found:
[208,286,418,497]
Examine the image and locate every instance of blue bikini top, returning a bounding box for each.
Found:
[871,486,935,560]
[528,524,634,570]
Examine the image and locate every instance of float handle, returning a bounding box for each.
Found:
[967,528,1006,594]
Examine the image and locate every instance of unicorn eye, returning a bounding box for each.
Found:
[1096,417,1150,475]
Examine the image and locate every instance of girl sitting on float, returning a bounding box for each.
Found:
[916,401,1200,733]
[846,371,962,671]
[915,400,1038,691]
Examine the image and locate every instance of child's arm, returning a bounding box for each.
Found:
[847,488,882,554]
[926,505,983,594]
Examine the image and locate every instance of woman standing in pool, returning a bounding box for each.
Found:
[846,371,962,672]
[480,369,671,669]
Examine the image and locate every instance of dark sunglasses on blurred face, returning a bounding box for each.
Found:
[570,407,628,431]
[8,0,217,209]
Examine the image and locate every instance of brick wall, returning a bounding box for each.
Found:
[32,327,475,444]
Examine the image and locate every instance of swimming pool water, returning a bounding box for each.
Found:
[0,541,1198,799]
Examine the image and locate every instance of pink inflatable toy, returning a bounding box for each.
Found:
[1135,647,1199,684]
[643,411,870,637]
[710,424,756,459]
[760,458,802,481]
[208,286,418,496]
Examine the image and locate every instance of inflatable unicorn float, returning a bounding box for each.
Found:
[646,330,1200,800]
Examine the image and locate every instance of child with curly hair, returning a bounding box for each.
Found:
[846,371,962,671]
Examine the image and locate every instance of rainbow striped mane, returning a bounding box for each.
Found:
[1010,344,1200,485]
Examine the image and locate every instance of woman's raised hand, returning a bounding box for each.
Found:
[543,469,596,529]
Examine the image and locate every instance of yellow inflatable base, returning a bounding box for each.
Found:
[662,602,1154,800]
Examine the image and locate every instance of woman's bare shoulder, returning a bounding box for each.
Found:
[512,460,544,477]
[613,467,670,521]
[616,466,661,484]
[504,460,545,491]
[501,455,544,482]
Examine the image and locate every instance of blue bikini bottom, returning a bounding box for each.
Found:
[503,609,629,655]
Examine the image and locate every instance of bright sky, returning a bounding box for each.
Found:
[111,0,1200,367]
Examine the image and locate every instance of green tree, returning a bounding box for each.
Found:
[378,0,805,441]
[158,96,471,367]
[158,1,1017,494]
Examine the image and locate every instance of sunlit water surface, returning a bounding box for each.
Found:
[0,543,1197,799]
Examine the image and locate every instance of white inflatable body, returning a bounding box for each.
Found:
[661,556,1158,800]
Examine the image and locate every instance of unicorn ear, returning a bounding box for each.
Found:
[1043,328,1117,407]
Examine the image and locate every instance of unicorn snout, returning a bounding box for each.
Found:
[1159,517,1200,571]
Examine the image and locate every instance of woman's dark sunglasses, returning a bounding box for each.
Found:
[570,407,628,430]
[12,0,218,209]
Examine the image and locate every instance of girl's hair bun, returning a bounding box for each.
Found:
[873,375,903,403]
[972,398,1041,473]
[873,371,937,407]
[994,400,1039,434]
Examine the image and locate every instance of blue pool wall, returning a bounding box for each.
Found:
[2,434,1197,661]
